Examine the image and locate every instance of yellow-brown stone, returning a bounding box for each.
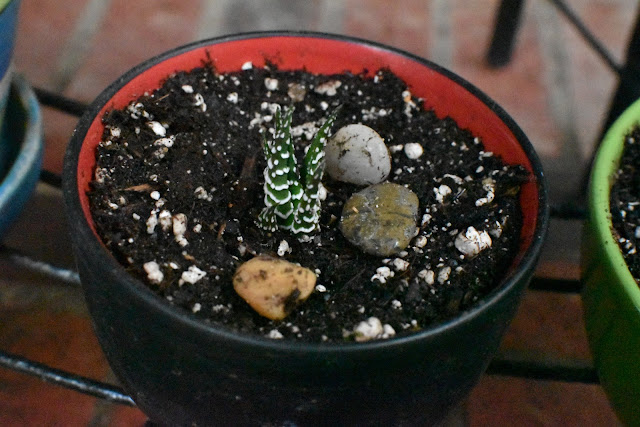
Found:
[340,182,419,256]
[232,256,316,320]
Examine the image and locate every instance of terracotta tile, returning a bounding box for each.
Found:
[12,0,90,89]
[13,0,89,173]
[534,260,580,281]
[343,0,430,58]
[108,405,149,427]
[564,1,639,157]
[66,0,204,103]
[452,0,563,159]
[3,184,77,268]
[0,310,109,426]
[40,107,79,173]
[467,376,618,425]
[0,374,98,426]
[343,0,396,46]
[500,291,591,361]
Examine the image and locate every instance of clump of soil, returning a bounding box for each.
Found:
[610,125,640,282]
[88,61,529,342]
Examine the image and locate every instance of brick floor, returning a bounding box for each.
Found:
[66,0,203,102]
[12,0,88,91]
[13,0,90,173]
[5,0,639,424]
[453,1,563,159]
[0,310,107,426]
[468,376,618,426]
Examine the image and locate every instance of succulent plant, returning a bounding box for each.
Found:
[258,105,339,235]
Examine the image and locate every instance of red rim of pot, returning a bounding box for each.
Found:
[63,31,549,353]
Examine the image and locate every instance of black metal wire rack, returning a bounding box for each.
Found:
[3,0,638,414]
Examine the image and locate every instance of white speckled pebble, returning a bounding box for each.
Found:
[455,226,492,258]
[325,124,391,185]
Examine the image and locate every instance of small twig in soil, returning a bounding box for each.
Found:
[230,154,258,215]
[239,155,257,180]
[124,183,153,192]
[217,222,227,240]
[154,93,170,103]
[326,214,339,227]
[337,268,367,293]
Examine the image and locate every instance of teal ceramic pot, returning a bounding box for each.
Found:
[63,32,549,426]
[0,0,21,180]
[0,75,43,240]
[582,97,640,425]
[0,0,20,148]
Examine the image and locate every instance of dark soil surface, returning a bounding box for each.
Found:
[88,62,529,342]
[611,125,640,282]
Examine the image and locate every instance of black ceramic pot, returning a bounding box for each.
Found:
[63,32,549,426]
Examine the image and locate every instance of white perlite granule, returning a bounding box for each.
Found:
[277,240,290,256]
[172,213,188,247]
[418,269,436,285]
[158,210,172,231]
[143,261,163,285]
[371,266,394,283]
[179,265,206,286]
[392,258,409,271]
[434,185,452,204]
[147,121,166,136]
[455,226,492,258]
[404,143,424,159]
[194,93,207,112]
[226,92,239,104]
[413,235,428,248]
[146,211,158,234]
[437,266,452,284]
[267,329,284,339]
[353,317,396,342]
[314,80,342,96]
[264,78,279,91]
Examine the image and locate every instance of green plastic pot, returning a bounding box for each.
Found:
[582,97,640,425]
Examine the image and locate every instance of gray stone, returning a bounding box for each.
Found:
[340,183,419,256]
[325,124,391,185]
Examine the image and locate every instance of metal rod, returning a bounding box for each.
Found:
[0,245,81,286]
[549,0,622,75]
[486,0,527,68]
[550,202,586,220]
[600,7,640,129]
[33,86,88,117]
[39,170,62,189]
[487,354,599,384]
[0,350,136,406]
[486,0,622,74]
[580,9,640,197]
[528,277,582,293]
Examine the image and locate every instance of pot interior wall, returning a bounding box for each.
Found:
[75,35,541,269]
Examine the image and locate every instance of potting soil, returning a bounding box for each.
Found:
[88,63,529,342]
